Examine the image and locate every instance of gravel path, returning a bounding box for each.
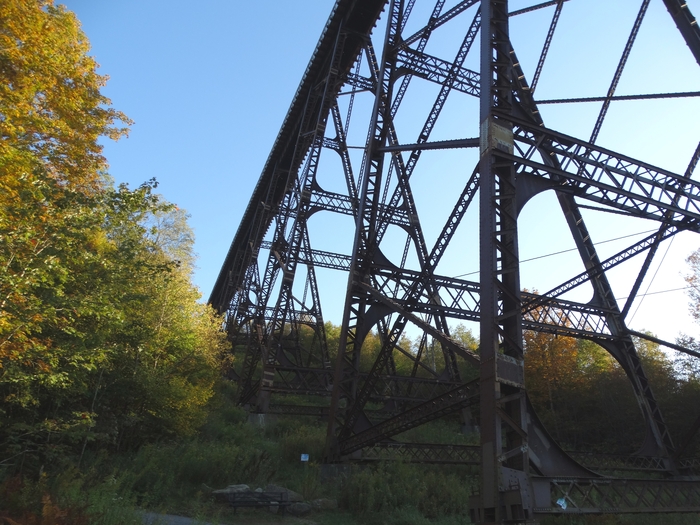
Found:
[141,512,216,525]
[140,511,319,525]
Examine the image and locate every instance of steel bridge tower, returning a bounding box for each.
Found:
[211,0,700,522]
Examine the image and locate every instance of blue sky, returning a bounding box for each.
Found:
[60,0,331,295]
[60,0,700,344]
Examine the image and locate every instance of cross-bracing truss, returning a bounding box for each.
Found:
[211,0,700,521]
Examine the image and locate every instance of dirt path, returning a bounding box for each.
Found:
[142,512,210,525]
[141,511,319,525]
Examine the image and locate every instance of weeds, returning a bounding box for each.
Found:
[338,462,473,521]
[11,383,691,525]
[0,472,141,525]
[119,439,277,509]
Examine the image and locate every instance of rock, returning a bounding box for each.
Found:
[255,487,263,493]
[311,498,338,510]
[288,502,312,517]
[265,483,304,502]
[223,484,251,492]
[211,484,250,503]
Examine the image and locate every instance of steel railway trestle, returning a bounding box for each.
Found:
[210,0,700,522]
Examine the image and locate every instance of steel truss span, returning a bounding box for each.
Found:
[211,0,700,522]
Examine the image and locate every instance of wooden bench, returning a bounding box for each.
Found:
[225,491,291,516]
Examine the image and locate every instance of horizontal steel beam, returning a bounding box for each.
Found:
[361,442,481,464]
[510,117,700,228]
[379,137,479,153]
[532,477,700,514]
[397,48,480,96]
[359,443,690,473]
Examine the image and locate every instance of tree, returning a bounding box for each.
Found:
[0,0,131,189]
[0,1,227,468]
[87,193,227,449]
[1,0,133,419]
[523,329,582,441]
[1,180,228,462]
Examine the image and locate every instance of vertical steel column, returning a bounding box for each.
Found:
[326,0,401,459]
[476,1,531,523]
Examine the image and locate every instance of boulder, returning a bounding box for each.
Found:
[288,502,313,517]
[220,484,250,493]
[312,498,338,510]
[265,483,304,502]
[211,484,250,503]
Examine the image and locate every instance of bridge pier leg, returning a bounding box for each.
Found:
[474,1,533,523]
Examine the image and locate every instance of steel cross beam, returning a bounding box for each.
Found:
[326,0,403,460]
[531,477,700,514]
[359,443,697,474]
[508,118,700,227]
[529,0,563,94]
[361,442,482,464]
[506,43,678,477]
[340,379,480,455]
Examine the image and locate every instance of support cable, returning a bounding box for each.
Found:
[628,236,676,325]
[453,228,658,278]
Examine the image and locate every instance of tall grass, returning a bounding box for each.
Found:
[540,514,700,525]
[338,462,475,522]
[118,438,277,509]
[0,469,141,525]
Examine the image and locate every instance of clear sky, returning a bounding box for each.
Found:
[59,0,331,296]
[60,0,700,345]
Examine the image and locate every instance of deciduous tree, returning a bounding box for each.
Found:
[0,1,226,469]
[0,0,131,189]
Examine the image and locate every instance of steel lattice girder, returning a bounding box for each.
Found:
[211,0,700,520]
[360,443,680,473]
[532,477,700,514]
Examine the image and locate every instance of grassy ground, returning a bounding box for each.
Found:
[2,384,698,525]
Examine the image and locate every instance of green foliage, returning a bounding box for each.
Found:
[523,325,700,456]
[0,0,227,473]
[120,440,277,509]
[278,423,326,464]
[0,178,227,468]
[0,470,141,525]
[0,0,155,497]
[338,462,473,522]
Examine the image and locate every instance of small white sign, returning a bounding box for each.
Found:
[300,453,309,462]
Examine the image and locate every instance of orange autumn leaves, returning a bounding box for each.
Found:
[0,0,131,189]
[0,1,227,467]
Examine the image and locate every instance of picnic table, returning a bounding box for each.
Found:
[225,490,291,516]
